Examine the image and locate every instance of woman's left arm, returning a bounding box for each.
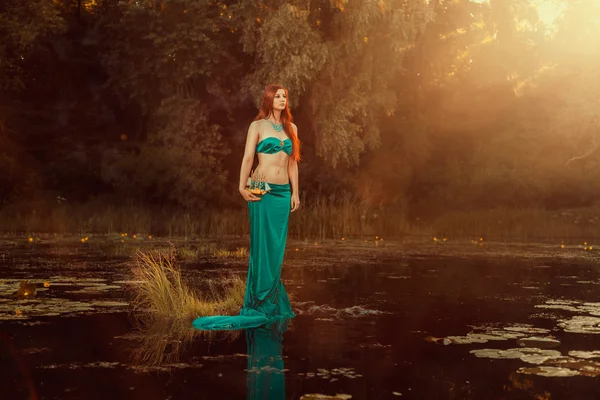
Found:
[289,124,300,212]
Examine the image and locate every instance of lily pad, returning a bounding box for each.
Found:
[439,326,533,345]
[503,324,551,334]
[516,336,561,349]
[545,357,600,377]
[535,300,600,318]
[518,366,580,377]
[445,333,508,344]
[558,316,600,334]
[568,351,600,359]
[0,298,94,320]
[470,348,562,364]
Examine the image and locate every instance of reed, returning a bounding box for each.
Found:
[212,274,247,315]
[2,195,600,240]
[131,247,245,319]
[429,207,600,240]
[0,193,402,238]
[176,245,248,261]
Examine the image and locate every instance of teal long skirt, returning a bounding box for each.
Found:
[192,183,295,330]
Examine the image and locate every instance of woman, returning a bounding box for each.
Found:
[192,84,300,330]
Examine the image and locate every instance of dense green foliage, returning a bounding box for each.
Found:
[1,0,599,234]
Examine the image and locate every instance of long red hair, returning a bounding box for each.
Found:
[253,84,301,162]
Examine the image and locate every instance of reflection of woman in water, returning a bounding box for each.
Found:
[193,84,300,330]
[245,320,289,399]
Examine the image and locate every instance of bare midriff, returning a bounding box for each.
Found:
[256,152,289,185]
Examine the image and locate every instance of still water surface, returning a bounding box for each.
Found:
[3,240,600,399]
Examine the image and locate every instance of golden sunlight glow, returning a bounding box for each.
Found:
[83,0,100,12]
[512,64,556,96]
[469,0,600,33]
[533,0,567,28]
[334,0,348,12]
[439,21,485,41]
[480,33,495,45]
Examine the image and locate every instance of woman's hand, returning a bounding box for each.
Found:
[240,188,261,202]
[291,194,300,212]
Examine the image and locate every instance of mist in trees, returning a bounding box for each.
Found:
[1,0,599,224]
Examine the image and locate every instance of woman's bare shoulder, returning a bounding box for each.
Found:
[252,119,268,131]
[248,120,264,134]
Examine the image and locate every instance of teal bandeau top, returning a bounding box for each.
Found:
[256,137,292,155]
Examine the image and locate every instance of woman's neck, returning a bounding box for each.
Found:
[269,110,282,124]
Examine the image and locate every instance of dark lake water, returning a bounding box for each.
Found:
[3,238,600,399]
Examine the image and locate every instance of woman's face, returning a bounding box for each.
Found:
[272,89,287,111]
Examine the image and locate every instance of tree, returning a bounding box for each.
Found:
[101,96,229,208]
[0,0,66,91]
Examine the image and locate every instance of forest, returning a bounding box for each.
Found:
[1,0,599,239]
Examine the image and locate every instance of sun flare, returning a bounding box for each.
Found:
[470,0,600,33]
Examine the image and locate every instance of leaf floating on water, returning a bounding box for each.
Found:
[300,394,352,400]
[302,367,361,381]
[536,304,583,313]
[516,336,561,349]
[470,348,524,360]
[439,328,529,345]
[341,305,388,317]
[568,351,600,359]
[503,324,551,334]
[470,348,562,364]
[360,342,391,349]
[299,303,388,319]
[113,280,145,285]
[92,301,129,307]
[535,299,600,317]
[65,284,122,294]
[529,312,560,320]
[545,356,600,376]
[39,361,121,369]
[558,316,600,334]
[444,333,508,344]
[0,298,101,320]
[518,366,580,377]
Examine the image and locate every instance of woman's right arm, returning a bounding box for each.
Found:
[239,121,261,202]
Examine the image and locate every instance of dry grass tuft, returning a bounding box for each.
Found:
[177,245,249,261]
[131,247,245,319]
[212,274,246,315]
[213,247,249,259]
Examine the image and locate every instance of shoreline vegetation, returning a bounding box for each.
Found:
[132,247,246,320]
[1,201,600,240]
